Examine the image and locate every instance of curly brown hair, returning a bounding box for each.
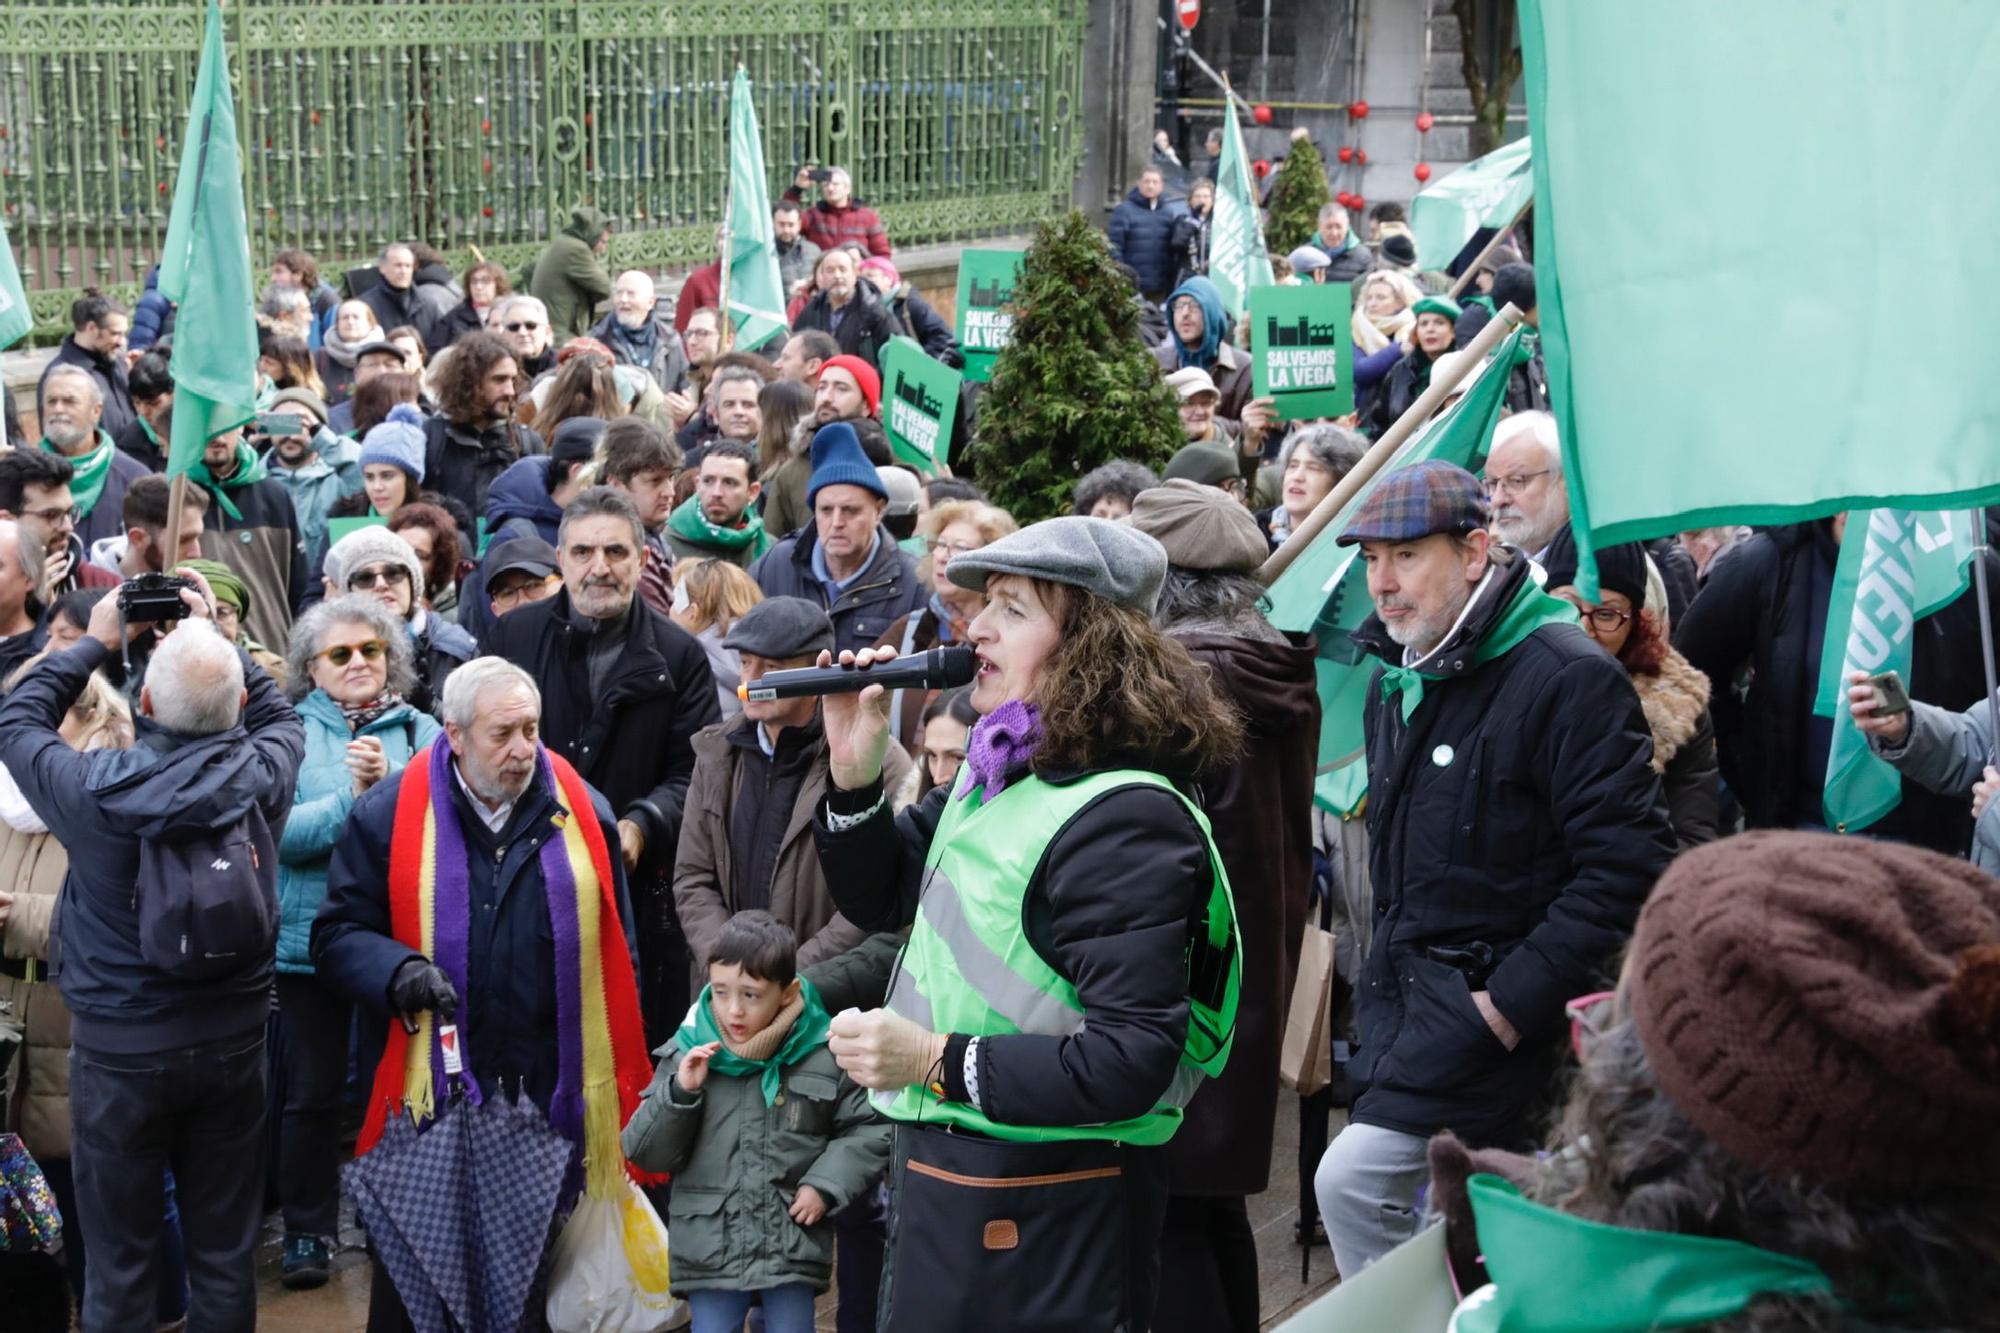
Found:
[1617,606,1669,676]
[1023,578,1243,778]
[435,331,516,425]
[386,502,463,600]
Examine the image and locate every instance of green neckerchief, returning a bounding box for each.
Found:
[39,431,115,518]
[1450,1175,1834,1333]
[187,439,270,521]
[674,977,831,1106]
[666,493,772,558]
[1378,569,1577,721]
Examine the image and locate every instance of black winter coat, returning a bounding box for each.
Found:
[791,284,904,370]
[813,760,1213,1132]
[1676,522,2000,854]
[1359,349,1438,440]
[1168,210,1210,290]
[422,414,546,517]
[312,755,639,1117]
[1108,188,1187,296]
[1352,554,1675,1147]
[750,525,925,659]
[483,591,720,876]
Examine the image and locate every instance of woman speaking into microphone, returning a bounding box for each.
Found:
[812,516,1245,1332]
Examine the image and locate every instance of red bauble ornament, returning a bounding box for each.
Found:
[1335,191,1353,208]
[1252,104,1273,126]
[1336,146,1354,164]
[1355,149,1368,165]
[1415,112,1434,133]
[481,119,491,134]
[482,206,494,218]
[1349,100,1369,119]
[1348,194,1365,211]
[1414,163,1432,182]
[1252,158,1271,178]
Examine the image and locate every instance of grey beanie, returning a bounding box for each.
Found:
[722,595,835,662]
[946,516,1168,614]
[326,525,426,603]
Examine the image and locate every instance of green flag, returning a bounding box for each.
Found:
[0,214,30,351]
[1520,1,2000,598]
[879,336,961,475]
[1812,508,1979,833]
[1407,135,1531,276]
[1263,327,1524,814]
[725,68,788,351]
[156,0,258,478]
[1207,97,1275,321]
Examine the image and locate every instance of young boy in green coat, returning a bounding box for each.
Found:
[622,911,890,1332]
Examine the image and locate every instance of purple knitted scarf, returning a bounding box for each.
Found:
[960,700,1044,798]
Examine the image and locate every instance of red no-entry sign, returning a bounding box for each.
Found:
[1178,0,1200,31]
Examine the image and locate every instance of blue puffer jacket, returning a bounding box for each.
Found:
[1107,187,1187,296]
[482,455,563,547]
[276,690,440,973]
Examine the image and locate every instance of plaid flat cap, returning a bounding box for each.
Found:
[1336,458,1490,545]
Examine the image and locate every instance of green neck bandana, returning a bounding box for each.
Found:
[1451,1175,1834,1333]
[675,978,831,1106]
[187,439,270,521]
[1378,569,1578,721]
[667,493,771,558]
[40,431,115,518]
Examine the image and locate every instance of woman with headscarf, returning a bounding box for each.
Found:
[1358,294,1460,439]
[811,517,1246,1331]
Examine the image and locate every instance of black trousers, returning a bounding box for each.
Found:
[69,1026,267,1333]
[275,972,352,1239]
[1152,1193,1260,1333]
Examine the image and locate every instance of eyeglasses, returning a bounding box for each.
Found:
[1565,990,1616,1063]
[490,578,552,609]
[1480,469,1551,498]
[684,327,719,339]
[503,321,541,332]
[212,602,240,622]
[926,538,981,558]
[348,565,411,590]
[23,505,76,528]
[315,639,387,667]
[1577,606,1633,633]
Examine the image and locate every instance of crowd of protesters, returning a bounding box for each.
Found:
[0,144,1994,1333]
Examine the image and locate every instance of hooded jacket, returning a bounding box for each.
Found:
[589,310,692,395]
[1108,186,1187,296]
[529,205,615,340]
[750,522,926,658]
[0,640,305,1055]
[790,281,904,370]
[482,454,566,547]
[263,429,365,573]
[1352,552,1675,1147]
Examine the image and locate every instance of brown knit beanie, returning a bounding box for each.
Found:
[1627,830,2000,1194]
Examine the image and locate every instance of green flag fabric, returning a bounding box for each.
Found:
[156,0,258,478]
[879,336,961,475]
[0,214,30,351]
[1520,1,2000,599]
[724,68,788,350]
[1407,135,1531,276]
[1812,508,1979,833]
[1263,327,1524,815]
[1207,97,1275,321]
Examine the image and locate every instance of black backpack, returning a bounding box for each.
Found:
[134,805,278,980]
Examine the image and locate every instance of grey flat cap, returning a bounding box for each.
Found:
[722,595,835,661]
[945,516,1168,614]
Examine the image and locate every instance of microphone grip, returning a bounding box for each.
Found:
[738,646,975,702]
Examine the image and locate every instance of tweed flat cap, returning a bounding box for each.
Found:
[722,595,835,661]
[946,516,1167,614]
[1127,479,1269,573]
[1336,459,1489,546]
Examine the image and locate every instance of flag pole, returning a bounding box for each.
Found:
[1446,199,1533,300]
[1257,303,1525,586]
[1972,514,2000,759]
[163,473,191,575]
[717,184,735,355]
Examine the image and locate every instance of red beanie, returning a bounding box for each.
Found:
[817,354,881,416]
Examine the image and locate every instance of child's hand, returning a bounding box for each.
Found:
[676,1041,723,1094]
[789,1184,827,1226]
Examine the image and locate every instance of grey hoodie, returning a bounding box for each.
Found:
[1870,696,2000,876]
[0,638,304,1052]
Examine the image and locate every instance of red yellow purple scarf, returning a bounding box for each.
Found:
[357,739,654,1200]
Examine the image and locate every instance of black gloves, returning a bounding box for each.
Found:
[389,958,460,1020]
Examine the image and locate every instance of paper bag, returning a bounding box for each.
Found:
[1280,918,1337,1095]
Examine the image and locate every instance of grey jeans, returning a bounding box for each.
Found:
[1312,1119,1432,1279]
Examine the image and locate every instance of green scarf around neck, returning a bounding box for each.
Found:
[667,493,772,558]
[1378,568,1578,721]
[675,977,831,1106]
[187,438,270,520]
[1450,1174,1834,1333]
[39,431,115,518]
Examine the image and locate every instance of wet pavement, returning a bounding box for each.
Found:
[257,1106,1345,1330]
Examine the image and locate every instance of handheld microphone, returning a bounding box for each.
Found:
[738,645,977,703]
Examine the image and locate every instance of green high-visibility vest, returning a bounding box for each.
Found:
[873,769,1241,1145]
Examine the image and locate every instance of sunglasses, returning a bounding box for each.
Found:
[349,566,411,590]
[504,321,542,332]
[316,639,387,667]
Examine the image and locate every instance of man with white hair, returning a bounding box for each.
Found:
[0,518,46,681]
[590,269,690,394]
[1480,410,1569,561]
[33,364,152,549]
[0,572,305,1330]
[1316,202,1376,284]
[487,292,556,378]
[313,655,651,1329]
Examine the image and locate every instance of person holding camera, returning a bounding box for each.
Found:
[0,567,305,1330]
[1849,670,2000,875]
[787,165,891,259]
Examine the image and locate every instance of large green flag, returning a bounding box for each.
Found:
[1263,327,1525,814]
[1811,508,1979,832]
[1407,136,1531,276]
[1520,2,2000,598]
[0,214,30,351]
[156,0,258,478]
[1207,97,1275,321]
[724,68,788,351]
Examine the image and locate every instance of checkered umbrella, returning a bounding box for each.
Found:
[344,1085,572,1333]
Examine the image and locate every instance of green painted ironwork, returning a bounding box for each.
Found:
[0,0,1084,343]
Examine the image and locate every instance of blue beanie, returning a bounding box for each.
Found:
[358,403,427,483]
[805,421,888,505]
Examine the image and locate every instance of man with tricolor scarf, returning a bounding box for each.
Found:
[313,656,655,1327]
